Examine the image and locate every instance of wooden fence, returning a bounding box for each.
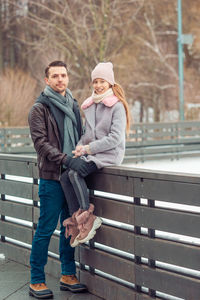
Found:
[1,154,200,299]
[0,127,34,154]
[126,120,200,162]
[1,121,200,162]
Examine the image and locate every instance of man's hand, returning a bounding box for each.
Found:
[64,156,90,177]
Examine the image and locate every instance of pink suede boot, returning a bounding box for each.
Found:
[75,204,102,244]
[63,209,82,247]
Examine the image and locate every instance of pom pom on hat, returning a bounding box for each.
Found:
[91,62,115,85]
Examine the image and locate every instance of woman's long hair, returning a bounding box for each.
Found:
[112,83,131,136]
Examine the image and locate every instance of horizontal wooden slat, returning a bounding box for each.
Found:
[125,145,182,156]
[5,137,32,143]
[178,121,200,127]
[137,131,177,139]
[181,143,200,150]
[0,179,33,199]
[0,154,36,162]
[136,295,158,300]
[0,159,33,177]
[91,196,134,224]
[135,236,200,270]
[133,177,200,206]
[93,224,134,254]
[126,139,178,147]
[135,206,200,238]
[0,221,33,244]
[5,146,34,154]
[80,246,135,283]
[86,172,134,196]
[3,127,30,135]
[0,200,33,221]
[80,270,140,300]
[1,242,31,266]
[135,264,200,300]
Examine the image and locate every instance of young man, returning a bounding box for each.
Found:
[28,61,86,299]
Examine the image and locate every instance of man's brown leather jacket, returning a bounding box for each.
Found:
[28,96,82,181]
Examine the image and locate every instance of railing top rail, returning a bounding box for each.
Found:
[0,153,37,163]
[103,165,200,183]
[131,120,200,126]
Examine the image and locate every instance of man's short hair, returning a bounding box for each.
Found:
[45,61,68,78]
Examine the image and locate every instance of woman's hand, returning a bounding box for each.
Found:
[72,145,85,157]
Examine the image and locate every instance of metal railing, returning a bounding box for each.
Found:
[1,122,200,162]
[1,154,200,299]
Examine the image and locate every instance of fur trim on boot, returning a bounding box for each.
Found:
[63,209,82,247]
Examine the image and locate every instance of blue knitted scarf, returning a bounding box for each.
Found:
[44,85,79,156]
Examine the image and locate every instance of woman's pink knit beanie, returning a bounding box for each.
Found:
[91,62,115,85]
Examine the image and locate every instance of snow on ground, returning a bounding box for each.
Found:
[124,156,200,175]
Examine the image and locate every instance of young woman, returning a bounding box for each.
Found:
[61,62,131,247]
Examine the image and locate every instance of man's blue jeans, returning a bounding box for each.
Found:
[30,178,76,284]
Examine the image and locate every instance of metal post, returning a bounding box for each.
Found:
[177,0,184,120]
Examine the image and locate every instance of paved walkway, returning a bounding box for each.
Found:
[0,256,101,300]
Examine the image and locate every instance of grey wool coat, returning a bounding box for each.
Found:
[78,94,126,169]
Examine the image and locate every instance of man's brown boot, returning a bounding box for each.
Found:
[29,283,53,299]
[60,275,87,293]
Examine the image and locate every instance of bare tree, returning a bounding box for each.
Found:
[9,0,144,101]
[2,0,200,124]
[126,0,179,121]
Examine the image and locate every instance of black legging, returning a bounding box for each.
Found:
[60,160,97,215]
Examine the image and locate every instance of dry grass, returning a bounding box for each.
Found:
[0,68,37,126]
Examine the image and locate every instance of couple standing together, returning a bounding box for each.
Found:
[28,60,130,299]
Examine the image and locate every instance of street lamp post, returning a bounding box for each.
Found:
[177,0,184,121]
[177,0,193,121]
